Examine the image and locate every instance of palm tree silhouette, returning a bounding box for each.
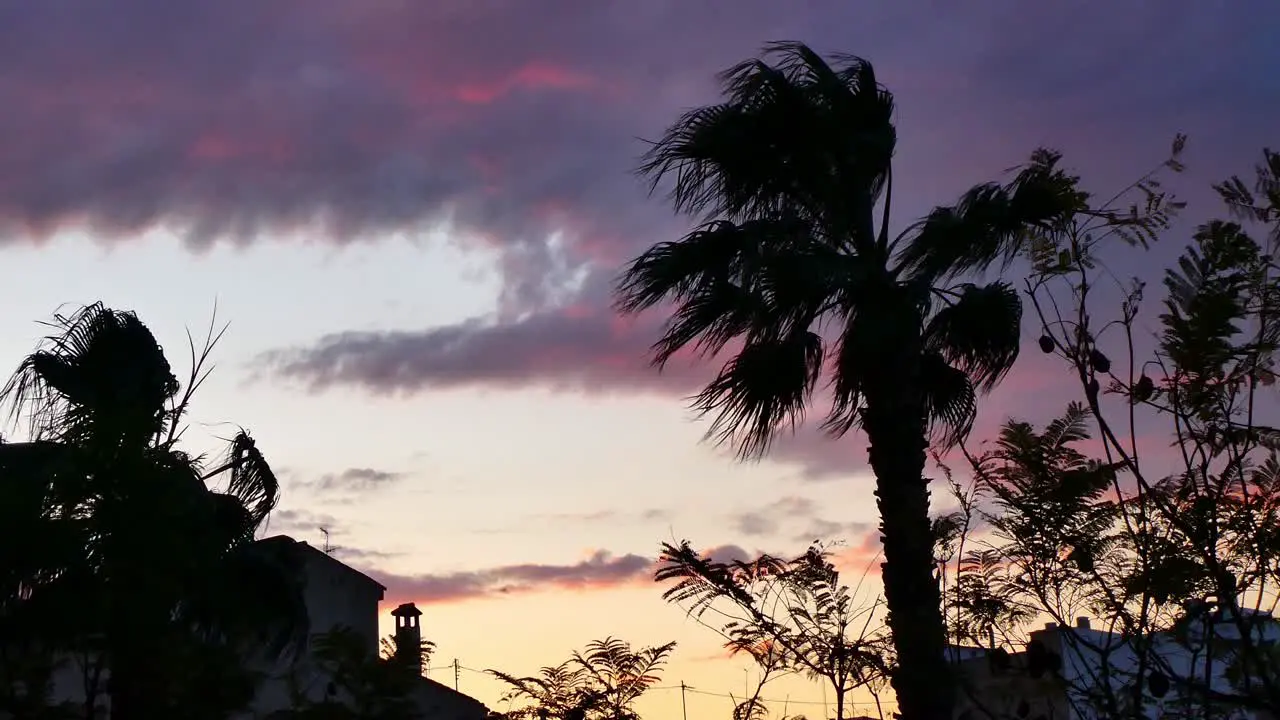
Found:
[0,303,307,720]
[615,42,1085,720]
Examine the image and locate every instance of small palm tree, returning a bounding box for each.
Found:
[489,637,675,720]
[0,303,307,720]
[615,43,1087,720]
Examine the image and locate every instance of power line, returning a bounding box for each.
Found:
[447,663,896,710]
[682,687,891,707]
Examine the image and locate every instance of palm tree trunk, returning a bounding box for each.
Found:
[863,339,952,720]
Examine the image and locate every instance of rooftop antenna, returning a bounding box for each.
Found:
[320,527,332,555]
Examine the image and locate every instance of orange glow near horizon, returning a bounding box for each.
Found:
[377,585,898,719]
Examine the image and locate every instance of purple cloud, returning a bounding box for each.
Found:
[372,550,655,605]
[4,2,1274,479]
[471,508,674,536]
[266,508,346,538]
[4,3,1271,289]
[258,288,714,396]
[247,5,1276,401]
[731,496,817,536]
[367,544,773,605]
[728,496,875,546]
[793,519,876,546]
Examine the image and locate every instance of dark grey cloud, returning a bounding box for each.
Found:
[258,272,717,396]
[329,546,401,563]
[726,496,875,547]
[732,496,817,537]
[7,0,1276,484]
[253,1,1279,418]
[265,508,346,539]
[0,1,802,307]
[542,510,618,523]
[700,545,756,566]
[793,519,875,546]
[4,1,1271,307]
[537,508,671,524]
[472,507,674,535]
[301,467,405,492]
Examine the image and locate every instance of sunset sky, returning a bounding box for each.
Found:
[1,1,1277,717]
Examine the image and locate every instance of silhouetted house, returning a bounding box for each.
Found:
[33,535,488,720]
[245,534,391,714]
[249,536,490,720]
[951,608,1280,720]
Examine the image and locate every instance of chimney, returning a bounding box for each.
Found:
[1044,622,1058,630]
[391,602,424,677]
[1076,617,1091,630]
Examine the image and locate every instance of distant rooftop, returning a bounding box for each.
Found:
[255,534,387,592]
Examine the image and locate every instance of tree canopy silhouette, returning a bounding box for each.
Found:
[614,41,1097,720]
[489,637,675,720]
[938,147,1280,720]
[0,303,307,720]
[656,540,891,720]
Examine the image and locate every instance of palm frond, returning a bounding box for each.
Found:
[924,282,1022,392]
[638,42,893,241]
[692,330,824,460]
[896,149,1086,283]
[164,303,230,447]
[919,351,978,448]
[202,431,280,530]
[616,217,869,379]
[820,303,885,438]
[615,219,773,315]
[616,218,806,365]
[0,303,178,446]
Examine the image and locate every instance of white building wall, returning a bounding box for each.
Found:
[1037,613,1280,720]
[17,539,489,720]
[243,540,388,718]
[31,538,387,720]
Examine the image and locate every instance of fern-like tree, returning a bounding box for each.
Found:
[937,148,1280,720]
[0,304,308,720]
[488,637,675,720]
[656,541,892,720]
[615,41,1099,719]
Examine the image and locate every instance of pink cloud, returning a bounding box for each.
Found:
[257,289,717,397]
[455,62,600,104]
[372,550,654,606]
[368,544,758,606]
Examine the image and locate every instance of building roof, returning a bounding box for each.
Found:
[255,534,388,592]
[392,602,423,618]
[417,675,491,714]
